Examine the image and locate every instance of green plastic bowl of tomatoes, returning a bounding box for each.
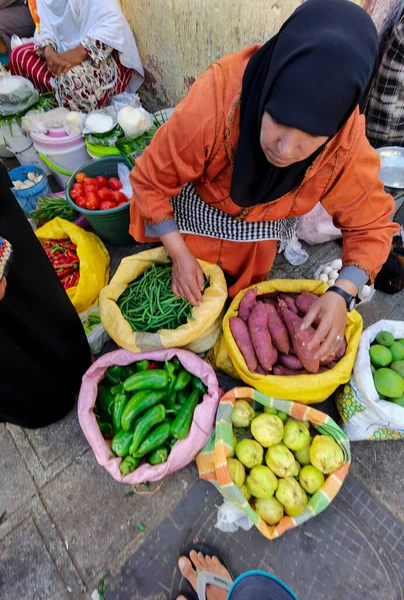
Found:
[66,157,132,245]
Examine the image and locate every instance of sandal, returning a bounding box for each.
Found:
[173,542,234,600]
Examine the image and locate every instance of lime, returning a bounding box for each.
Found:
[374,368,404,398]
[376,331,395,347]
[389,342,404,362]
[370,364,376,375]
[391,395,404,407]
[369,345,392,368]
[264,407,278,415]
[397,339,404,346]
[391,360,404,378]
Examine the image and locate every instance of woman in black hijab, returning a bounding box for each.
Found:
[0,162,91,428]
[131,0,398,363]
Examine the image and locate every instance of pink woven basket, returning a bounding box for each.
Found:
[78,348,220,484]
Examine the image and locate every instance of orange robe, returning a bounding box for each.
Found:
[130,45,399,297]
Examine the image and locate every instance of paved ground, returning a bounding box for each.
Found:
[1,189,404,599]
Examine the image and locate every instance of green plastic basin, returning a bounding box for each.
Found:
[66,156,131,244]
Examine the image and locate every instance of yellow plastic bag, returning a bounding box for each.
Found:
[35,218,110,313]
[99,247,228,353]
[209,279,363,403]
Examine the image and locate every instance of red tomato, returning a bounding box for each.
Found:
[72,182,84,194]
[75,196,87,209]
[100,200,117,210]
[85,191,100,210]
[70,188,79,200]
[97,187,114,203]
[84,184,97,195]
[96,175,109,188]
[75,172,86,183]
[109,177,123,191]
[112,190,128,204]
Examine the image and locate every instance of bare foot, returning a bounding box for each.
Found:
[176,550,232,600]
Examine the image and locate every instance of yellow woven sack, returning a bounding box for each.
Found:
[35,217,110,313]
[99,247,228,353]
[209,279,363,403]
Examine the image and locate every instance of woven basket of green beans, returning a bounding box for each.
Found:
[117,264,208,333]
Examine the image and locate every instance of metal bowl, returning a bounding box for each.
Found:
[376,146,404,189]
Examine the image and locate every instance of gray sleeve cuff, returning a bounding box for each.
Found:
[338,266,369,293]
[144,218,179,238]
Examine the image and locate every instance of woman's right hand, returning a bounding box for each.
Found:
[161,230,205,306]
[0,277,7,301]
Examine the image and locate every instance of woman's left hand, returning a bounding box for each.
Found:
[56,46,88,75]
[301,291,347,363]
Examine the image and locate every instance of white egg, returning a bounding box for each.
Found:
[329,269,339,280]
[361,285,371,298]
[319,273,329,282]
[328,278,336,286]
[331,259,342,270]
[322,266,333,275]
[36,175,43,183]
[27,172,37,182]
[23,180,35,188]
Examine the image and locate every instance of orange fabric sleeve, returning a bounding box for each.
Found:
[321,117,399,282]
[129,64,223,232]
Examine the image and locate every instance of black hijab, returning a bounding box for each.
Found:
[230,0,379,207]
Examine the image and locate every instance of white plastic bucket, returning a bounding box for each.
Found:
[0,122,51,173]
[31,130,90,188]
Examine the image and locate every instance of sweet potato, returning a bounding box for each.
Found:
[273,366,285,376]
[266,303,290,354]
[248,301,276,371]
[258,292,279,301]
[335,338,347,361]
[279,353,303,370]
[278,300,320,374]
[256,363,268,375]
[229,317,258,372]
[295,291,320,327]
[274,364,309,376]
[279,293,299,314]
[238,287,258,321]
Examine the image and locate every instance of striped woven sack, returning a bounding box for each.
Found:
[196,387,351,540]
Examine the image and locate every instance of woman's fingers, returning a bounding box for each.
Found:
[317,328,341,362]
[302,301,321,334]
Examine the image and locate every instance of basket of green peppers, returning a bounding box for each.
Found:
[77,349,220,483]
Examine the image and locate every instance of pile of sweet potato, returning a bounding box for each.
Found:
[229,288,347,376]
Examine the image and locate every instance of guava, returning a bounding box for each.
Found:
[264,407,278,415]
[251,413,284,448]
[283,420,311,451]
[299,465,325,494]
[255,497,284,526]
[374,368,404,398]
[310,435,344,474]
[376,331,394,347]
[246,465,278,499]
[391,360,404,379]
[369,345,392,368]
[292,460,301,478]
[294,440,312,466]
[389,342,404,362]
[235,439,263,469]
[287,417,310,430]
[231,400,255,428]
[275,477,308,517]
[265,444,296,478]
[239,484,251,501]
[227,458,245,488]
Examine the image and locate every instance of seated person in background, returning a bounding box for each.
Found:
[0,0,35,54]
[364,0,404,148]
[9,0,144,112]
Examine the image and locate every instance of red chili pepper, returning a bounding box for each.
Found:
[147,362,158,370]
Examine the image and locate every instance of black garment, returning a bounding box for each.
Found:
[230,0,379,208]
[0,163,91,428]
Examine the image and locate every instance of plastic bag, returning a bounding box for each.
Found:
[99,247,228,354]
[336,320,404,441]
[196,387,350,540]
[215,501,254,533]
[296,203,341,245]
[208,279,363,403]
[283,233,309,266]
[117,163,132,199]
[78,348,221,484]
[35,218,110,313]
[0,76,39,116]
[79,306,110,356]
[110,92,142,112]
